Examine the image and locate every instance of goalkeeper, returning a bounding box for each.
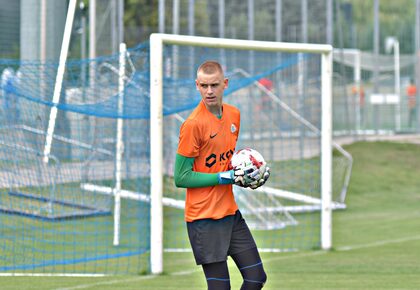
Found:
[174,60,269,290]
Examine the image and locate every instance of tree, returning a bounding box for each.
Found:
[345,0,415,53]
[124,0,159,46]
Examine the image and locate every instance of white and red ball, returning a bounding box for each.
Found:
[230,148,267,183]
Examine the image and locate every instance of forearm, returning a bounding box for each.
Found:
[174,153,220,188]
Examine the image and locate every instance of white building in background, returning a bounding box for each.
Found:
[0,0,67,60]
[20,0,67,61]
[0,1,20,58]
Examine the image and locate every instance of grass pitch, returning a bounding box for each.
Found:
[1,140,419,289]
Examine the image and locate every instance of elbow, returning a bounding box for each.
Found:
[174,174,186,188]
[174,179,182,188]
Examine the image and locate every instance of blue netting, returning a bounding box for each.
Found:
[0,41,326,275]
[1,42,305,119]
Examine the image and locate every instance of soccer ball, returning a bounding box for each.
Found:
[230,148,267,184]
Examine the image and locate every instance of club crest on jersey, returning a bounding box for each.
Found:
[231,124,237,133]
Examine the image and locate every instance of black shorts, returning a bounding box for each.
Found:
[186,210,257,265]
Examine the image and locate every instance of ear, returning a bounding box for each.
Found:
[224,78,229,89]
[195,79,200,91]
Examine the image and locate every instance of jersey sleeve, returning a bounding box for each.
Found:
[174,153,219,188]
[177,119,201,158]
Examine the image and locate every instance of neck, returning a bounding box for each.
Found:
[205,103,222,117]
[211,108,222,117]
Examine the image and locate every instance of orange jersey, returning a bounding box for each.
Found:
[177,101,240,222]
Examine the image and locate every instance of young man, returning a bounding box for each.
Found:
[174,61,269,290]
[406,78,417,128]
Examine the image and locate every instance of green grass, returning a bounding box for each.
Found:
[1,141,420,289]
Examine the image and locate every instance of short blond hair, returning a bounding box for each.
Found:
[197,61,224,77]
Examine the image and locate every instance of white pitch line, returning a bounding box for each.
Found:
[0,273,106,277]
[54,275,158,290]
[262,234,420,265]
[171,268,202,276]
[52,234,420,290]
[263,249,328,264]
[336,234,420,251]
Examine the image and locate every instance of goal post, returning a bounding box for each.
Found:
[43,0,77,163]
[149,33,333,274]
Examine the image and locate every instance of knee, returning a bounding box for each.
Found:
[259,269,267,287]
[254,265,267,284]
[243,267,267,289]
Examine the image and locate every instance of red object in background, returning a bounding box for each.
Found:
[258,78,273,91]
[406,84,417,109]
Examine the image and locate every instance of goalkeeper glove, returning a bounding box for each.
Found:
[244,165,263,182]
[248,166,270,189]
[217,168,245,185]
[242,163,267,185]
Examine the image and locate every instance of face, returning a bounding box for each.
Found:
[196,70,228,113]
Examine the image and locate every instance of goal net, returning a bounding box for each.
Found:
[0,34,352,275]
[147,34,351,274]
[0,45,151,275]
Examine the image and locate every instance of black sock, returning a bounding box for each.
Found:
[202,260,231,290]
[231,247,267,290]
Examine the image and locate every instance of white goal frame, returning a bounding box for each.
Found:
[149,33,333,274]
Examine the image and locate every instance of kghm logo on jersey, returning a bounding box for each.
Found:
[231,123,236,133]
[205,148,235,168]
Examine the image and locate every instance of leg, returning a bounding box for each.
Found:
[231,247,267,290]
[410,108,417,128]
[409,108,414,127]
[202,260,231,290]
